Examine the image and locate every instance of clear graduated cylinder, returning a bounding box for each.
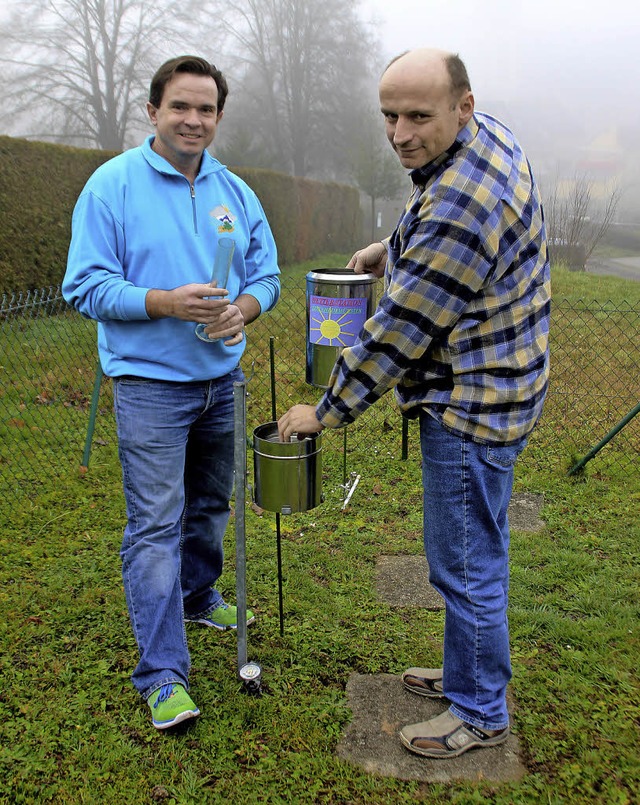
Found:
[195,236,236,342]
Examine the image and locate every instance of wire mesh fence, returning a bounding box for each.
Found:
[1,277,638,505]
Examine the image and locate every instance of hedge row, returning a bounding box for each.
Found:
[0,135,361,293]
[0,136,116,293]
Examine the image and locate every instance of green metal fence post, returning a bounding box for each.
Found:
[81,362,104,469]
[401,416,408,460]
[568,400,640,475]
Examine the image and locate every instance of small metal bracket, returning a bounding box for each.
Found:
[341,471,361,510]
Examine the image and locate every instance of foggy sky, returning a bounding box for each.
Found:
[360,0,638,104]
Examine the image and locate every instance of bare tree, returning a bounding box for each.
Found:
[209,0,379,178]
[0,0,206,150]
[214,126,279,172]
[545,173,623,269]
[349,111,406,240]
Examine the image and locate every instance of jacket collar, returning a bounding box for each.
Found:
[409,115,479,188]
[141,135,224,180]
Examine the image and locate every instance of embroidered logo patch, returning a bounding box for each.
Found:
[210,205,236,233]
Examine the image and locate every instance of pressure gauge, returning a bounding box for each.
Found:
[239,662,262,683]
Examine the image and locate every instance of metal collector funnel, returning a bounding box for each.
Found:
[305,268,376,388]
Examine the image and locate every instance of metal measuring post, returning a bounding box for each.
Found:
[81,362,104,469]
[233,378,261,694]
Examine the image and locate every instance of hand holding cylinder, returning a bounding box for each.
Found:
[195,237,236,342]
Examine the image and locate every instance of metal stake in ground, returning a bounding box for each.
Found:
[233,377,262,694]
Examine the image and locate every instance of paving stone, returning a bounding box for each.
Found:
[376,555,443,609]
[375,492,545,608]
[336,673,526,783]
[507,491,545,532]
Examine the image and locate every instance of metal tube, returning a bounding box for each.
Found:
[276,513,284,636]
[234,379,248,673]
[269,336,285,636]
[568,400,640,475]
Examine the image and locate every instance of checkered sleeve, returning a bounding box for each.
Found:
[316,208,493,428]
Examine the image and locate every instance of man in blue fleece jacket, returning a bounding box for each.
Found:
[64,55,280,729]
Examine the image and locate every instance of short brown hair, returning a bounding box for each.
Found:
[149,56,229,113]
[444,53,472,97]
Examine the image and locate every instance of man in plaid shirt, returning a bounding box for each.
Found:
[279,48,550,758]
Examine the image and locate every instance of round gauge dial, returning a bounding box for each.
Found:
[239,662,261,681]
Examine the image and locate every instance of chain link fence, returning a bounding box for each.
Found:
[1,277,638,504]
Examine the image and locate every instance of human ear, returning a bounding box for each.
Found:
[458,91,474,126]
[146,102,158,125]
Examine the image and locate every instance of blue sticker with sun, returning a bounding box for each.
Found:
[309,295,368,346]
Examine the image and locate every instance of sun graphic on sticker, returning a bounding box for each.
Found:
[310,310,357,346]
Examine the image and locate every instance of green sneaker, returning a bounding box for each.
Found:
[148,683,200,730]
[185,602,255,631]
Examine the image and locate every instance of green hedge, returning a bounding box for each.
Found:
[227,168,362,265]
[0,136,116,293]
[0,136,361,293]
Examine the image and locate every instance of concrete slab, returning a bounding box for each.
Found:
[376,492,545,608]
[336,673,526,783]
[508,492,545,532]
[376,555,443,609]
[365,493,541,779]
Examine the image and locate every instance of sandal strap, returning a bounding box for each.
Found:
[442,721,492,751]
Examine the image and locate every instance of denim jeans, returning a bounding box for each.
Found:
[420,413,527,731]
[112,367,242,699]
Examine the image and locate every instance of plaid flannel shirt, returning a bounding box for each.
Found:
[316,112,551,445]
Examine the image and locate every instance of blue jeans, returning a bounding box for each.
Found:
[113,368,242,699]
[420,413,527,731]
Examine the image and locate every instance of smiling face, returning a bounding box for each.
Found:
[146,71,223,180]
[379,50,474,170]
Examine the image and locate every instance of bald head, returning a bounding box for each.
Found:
[382,49,472,101]
[384,48,450,72]
[378,48,474,170]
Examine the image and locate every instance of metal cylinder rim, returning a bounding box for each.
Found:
[306,267,377,284]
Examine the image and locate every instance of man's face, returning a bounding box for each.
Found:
[379,59,473,170]
[147,72,222,174]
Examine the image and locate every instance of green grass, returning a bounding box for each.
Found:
[552,263,640,304]
[0,261,639,803]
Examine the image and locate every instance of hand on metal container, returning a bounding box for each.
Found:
[277,405,324,442]
[346,241,387,278]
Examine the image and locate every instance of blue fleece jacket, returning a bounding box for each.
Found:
[63,136,280,381]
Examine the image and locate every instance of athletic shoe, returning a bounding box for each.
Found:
[400,710,509,758]
[185,602,255,631]
[148,683,200,730]
[402,667,446,699]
